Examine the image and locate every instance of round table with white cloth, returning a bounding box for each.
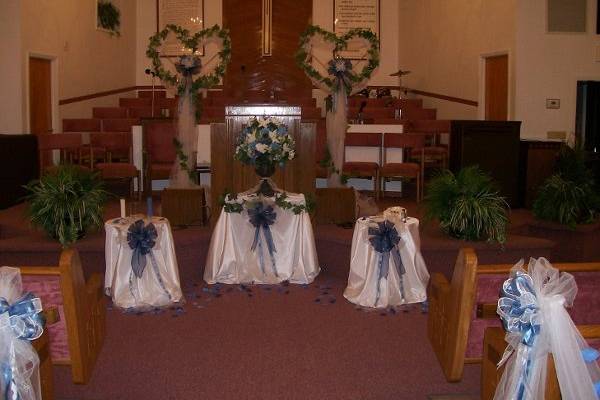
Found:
[343,212,430,308]
[204,192,320,285]
[104,216,183,310]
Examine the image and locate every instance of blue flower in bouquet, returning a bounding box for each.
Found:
[234,116,296,167]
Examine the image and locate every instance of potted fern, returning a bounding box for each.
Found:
[533,145,599,227]
[425,166,509,243]
[24,165,108,247]
[527,145,600,261]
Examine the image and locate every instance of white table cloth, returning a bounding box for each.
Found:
[344,212,429,308]
[205,192,320,284]
[104,216,183,310]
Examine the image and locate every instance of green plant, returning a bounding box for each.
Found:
[533,146,599,227]
[97,1,120,36]
[24,165,108,247]
[425,166,509,243]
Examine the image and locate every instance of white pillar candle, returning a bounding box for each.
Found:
[120,199,126,218]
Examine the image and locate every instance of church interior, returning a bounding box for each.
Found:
[1,0,600,399]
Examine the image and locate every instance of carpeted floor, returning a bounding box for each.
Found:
[0,197,558,399]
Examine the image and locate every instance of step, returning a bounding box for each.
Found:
[101,118,139,133]
[119,97,152,108]
[138,90,166,99]
[62,118,102,132]
[92,107,128,119]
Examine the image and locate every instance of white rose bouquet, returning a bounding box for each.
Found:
[234,116,296,170]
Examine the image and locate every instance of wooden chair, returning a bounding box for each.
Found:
[18,248,106,384]
[36,133,84,175]
[142,120,178,194]
[342,132,382,195]
[379,133,425,201]
[409,119,451,170]
[481,325,600,400]
[89,132,141,199]
[428,248,600,382]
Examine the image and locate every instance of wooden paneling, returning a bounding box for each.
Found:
[485,55,508,121]
[518,140,563,208]
[162,187,207,226]
[29,57,53,135]
[222,0,312,99]
[314,188,356,224]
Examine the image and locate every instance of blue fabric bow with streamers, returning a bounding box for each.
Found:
[127,220,158,279]
[1,291,44,400]
[248,203,278,277]
[327,57,353,112]
[498,271,541,348]
[368,220,405,305]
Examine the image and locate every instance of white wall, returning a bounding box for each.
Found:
[0,0,24,133]
[397,0,516,120]
[515,0,600,139]
[20,0,137,129]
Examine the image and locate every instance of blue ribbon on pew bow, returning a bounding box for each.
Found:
[327,57,353,112]
[368,220,405,305]
[248,203,278,277]
[497,271,541,400]
[127,220,158,279]
[0,292,44,400]
[126,220,171,302]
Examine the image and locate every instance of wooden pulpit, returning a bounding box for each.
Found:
[210,105,316,224]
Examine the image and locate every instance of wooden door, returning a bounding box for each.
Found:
[484,55,508,121]
[29,57,53,135]
[222,0,313,100]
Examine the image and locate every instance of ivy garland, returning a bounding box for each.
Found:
[97,1,121,36]
[295,25,380,93]
[220,192,315,215]
[173,138,198,182]
[146,24,232,96]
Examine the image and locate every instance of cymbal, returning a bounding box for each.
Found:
[389,69,411,77]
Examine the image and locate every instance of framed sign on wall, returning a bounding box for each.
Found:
[333,0,380,59]
[156,0,204,57]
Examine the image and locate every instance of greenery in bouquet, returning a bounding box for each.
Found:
[234,116,296,168]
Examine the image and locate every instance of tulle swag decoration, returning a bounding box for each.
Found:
[494,258,600,400]
[146,24,231,188]
[234,116,296,168]
[0,267,45,400]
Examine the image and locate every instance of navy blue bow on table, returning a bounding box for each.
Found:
[127,220,158,279]
[368,220,405,304]
[248,203,278,277]
[1,292,44,400]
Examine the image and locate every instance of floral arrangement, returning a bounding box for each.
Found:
[234,116,296,167]
[220,191,314,215]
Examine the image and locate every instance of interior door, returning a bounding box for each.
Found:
[29,57,53,135]
[485,54,508,121]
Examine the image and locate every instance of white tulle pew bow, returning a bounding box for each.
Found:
[0,267,44,400]
[494,258,600,400]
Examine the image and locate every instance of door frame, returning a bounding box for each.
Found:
[25,52,59,135]
[478,50,512,121]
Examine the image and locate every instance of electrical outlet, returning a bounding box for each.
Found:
[546,99,560,109]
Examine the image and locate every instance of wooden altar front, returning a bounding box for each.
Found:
[210,105,316,224]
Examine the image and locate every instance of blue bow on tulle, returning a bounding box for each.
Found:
[327,57,354,93]
[175,55,202,76]
[498,272,541,347]
[1,292,44,400]
[248,203,278,276]
[0,293,44,341]
[368,221,405,304]
[127,220,158,279]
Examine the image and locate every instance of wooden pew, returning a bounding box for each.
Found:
[18,248,106,384]
[428,247,600,382]
[31,307,60,400]
[481,325,600,399]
